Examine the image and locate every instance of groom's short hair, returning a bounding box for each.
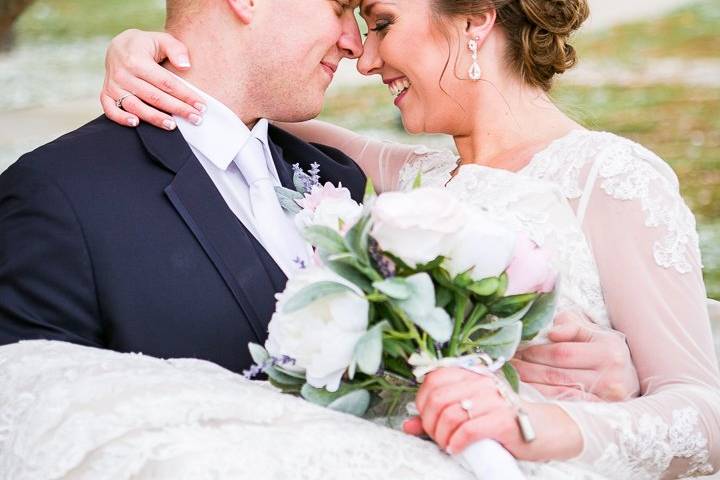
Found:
[166,0,202,29]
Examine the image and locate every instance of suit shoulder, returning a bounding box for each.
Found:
[268,124,357,166]
[13,116,142,174]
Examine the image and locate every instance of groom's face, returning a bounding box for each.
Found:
[248,0,363,122]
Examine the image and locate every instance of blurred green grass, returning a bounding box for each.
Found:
[576,0,720,61]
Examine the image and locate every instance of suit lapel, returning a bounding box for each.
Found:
[137,124,281,341]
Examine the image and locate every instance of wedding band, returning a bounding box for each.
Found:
[517,408,536,443]
[116,93,135,111]
[460,399,474,420]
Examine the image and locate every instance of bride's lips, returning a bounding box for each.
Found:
[320,62,338,79]
[384,76,411,107]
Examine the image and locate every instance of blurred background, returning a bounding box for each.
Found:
[0,0,718,355]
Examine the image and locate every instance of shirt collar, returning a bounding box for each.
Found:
[172,74,270,171]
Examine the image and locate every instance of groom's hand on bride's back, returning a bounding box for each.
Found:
[101,29,205,131]
[510,311,641,402]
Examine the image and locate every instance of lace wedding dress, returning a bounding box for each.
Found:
[1,128,718,479]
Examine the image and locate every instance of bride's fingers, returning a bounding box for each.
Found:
[510,358,596,390]
[416,368,475,412]
[119,76,204,127]
[402,416,426,436]
[515,341,606,370]
[127,64,206,117]
[433,399,494,451]
[100,92,139,128]
[114,92,177,131]
[446,410,516,456]
[524,382,601,402]
[153,31,193,70]
[419,380,492,440]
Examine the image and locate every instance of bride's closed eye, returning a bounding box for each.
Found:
[365,15,395,37]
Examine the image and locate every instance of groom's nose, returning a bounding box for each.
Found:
[338,10,363,59]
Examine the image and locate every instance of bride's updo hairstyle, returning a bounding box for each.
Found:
[434,0,589,91]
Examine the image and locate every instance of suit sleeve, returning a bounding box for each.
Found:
[0,162,104,347]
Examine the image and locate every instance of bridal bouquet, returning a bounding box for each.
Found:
[247,170,557,478]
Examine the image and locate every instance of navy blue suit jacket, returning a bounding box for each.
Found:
[0,116,366,373]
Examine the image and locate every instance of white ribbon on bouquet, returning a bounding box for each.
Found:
[407,352,527,480]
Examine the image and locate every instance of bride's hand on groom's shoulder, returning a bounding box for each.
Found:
[405,368,583,462]
[510,311,641,402]
[101,29,205,131]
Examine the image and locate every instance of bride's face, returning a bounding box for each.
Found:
[358,0,475,135]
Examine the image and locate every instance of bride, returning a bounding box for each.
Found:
[3,0,718,478]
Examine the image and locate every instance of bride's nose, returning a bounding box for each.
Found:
[357,35,383,76]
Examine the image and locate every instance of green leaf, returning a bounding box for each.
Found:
[468,277,501,297]
[275,186,303,215]
[413,308,453,343]
[345,214,372,265]
[472,322,523,360]
[435,286,453,309]
[301,383,358,407]
[502,362,520,393]
[383,338,414,358]
[327,389,371,417]
[453,271,474,288]
[416,256,445,272]
[248,343,269,365]
[489,293,538,317]
[265,365,305,386]
[412,170,423,189]
[283,281,356,314]
[397,273,435,318]
[303,225,347,254]
[373,278,412,300]
[495,273,509,298]
[323,257,373,292]
[363,179,377,203]
[521,287,559,341]
[474,300,535,331]
[351,321,389,378]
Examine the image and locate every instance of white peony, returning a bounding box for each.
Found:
[444,212,517,281]
[265,267,369,392]
[294,183,363,234]
[371,187,467,268]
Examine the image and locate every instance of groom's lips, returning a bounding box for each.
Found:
[320,62,338,79]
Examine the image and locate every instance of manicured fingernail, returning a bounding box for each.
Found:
[194,102,207,113]
[127,117,139,127]
[188,113,203,126]
[446,447,454,455]
[177,55,191,68]
[163,119,176,130]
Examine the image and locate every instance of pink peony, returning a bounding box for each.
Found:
[296,182,351,213]
[505,234,556,296]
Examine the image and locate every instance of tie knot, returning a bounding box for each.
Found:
[237,136,271,185]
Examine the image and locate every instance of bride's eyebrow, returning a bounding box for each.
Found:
[361,1,396,17]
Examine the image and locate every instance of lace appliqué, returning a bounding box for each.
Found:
[397,147,459,191]
[576,404,713,479]
[523,130,701,274]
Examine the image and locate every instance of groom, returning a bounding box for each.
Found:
[0,0,365,372]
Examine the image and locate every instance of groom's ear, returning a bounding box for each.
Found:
[465,9,497,45]
[225,0,255,24]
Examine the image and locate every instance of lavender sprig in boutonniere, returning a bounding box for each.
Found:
[274,162,322,215]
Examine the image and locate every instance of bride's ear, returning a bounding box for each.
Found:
[465,10,497,45]
[226,0,255,24]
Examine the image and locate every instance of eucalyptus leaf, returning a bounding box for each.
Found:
[345,215,372,265]
[324,257,373,292]
[327,389,371,417]
[283,281,356,314]
[248,343,269,365]
[303,225,347,255]
[352,321,390,377]
[373,278,412,300]
[468,277,501,297]
[413,307,453,343]
[397,273,435,318]
[502,362,520,393]
[274,186,304,215]
[521,287,559,341]
[265,365,305,386]
[300,383,358,407]
[472,322,523,360]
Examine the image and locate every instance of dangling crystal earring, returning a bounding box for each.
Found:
[468,37,482,81]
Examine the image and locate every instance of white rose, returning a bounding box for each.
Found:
[295,196,363,234]
[265,267,369,392]
[371,187,467,267]
[444,212,517,281]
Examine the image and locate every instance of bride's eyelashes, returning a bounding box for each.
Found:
[365,15,396,37]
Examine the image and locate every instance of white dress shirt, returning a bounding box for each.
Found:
[173,78,309,276]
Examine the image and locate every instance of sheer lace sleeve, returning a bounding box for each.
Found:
[554,137,720,478]
[275,120,458,192]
